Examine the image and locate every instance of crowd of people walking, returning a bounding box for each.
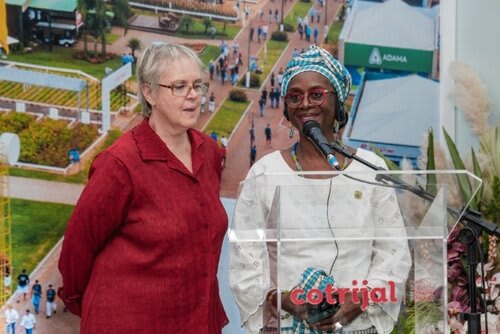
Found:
[3,269,61,333]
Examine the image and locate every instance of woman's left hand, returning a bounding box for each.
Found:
[309,292,363,332]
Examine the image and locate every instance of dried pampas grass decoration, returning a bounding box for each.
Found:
[397,158,428,224]
[479,128,500,202]
[400,158,416,185]
[417,132,464,209]
[449,62,490,137]
[418,132,450,171]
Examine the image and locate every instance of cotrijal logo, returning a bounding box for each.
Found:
[290,280,397,311]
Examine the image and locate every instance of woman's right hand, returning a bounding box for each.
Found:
[280,291,309,321]
[267,290,310,321]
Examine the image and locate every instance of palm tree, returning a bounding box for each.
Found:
[80,0,131,57]
[111,0,131,34]
[127,37,141,60]
[77,0,95,57]
[99,0,131,56]
[180,15,193,34]
[203,18,211,34]
[86,1,107,55]
[97,1,108,56]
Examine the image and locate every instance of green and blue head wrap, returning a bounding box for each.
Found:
[280,45,352,104]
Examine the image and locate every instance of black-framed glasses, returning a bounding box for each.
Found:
[157,80,209,97]
[283,88,334,108]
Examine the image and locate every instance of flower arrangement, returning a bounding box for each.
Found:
[448,259,500,333]
[392,280,445,334]
[73,51,115,64]
[445,62,500,334]
[182,43,206,53]
[376,61,500,333]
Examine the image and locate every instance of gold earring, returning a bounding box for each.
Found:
[333,121,340,134]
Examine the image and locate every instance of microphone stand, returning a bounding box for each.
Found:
[328,141,500,334]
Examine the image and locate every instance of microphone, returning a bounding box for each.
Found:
[302,120,340,170]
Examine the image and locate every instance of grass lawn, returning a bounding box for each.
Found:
[204,99,250,139]
[326,20,344,45]
[11,199,74,278]
[199,45,220,67]
[258,40,288,81]
[6,47,123,80]
[9,129,122,184]
[238,39,288,89]
[176,18,240,40]
[106,33,121,45]
[284,1,314,30]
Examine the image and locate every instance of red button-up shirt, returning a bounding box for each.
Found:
[58,120,228,333]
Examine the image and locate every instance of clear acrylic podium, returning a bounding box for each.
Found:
[229,170,481,334]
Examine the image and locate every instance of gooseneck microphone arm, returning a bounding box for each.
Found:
[328,140,499,236]
[328,138,499,334]
[301,120,498,234]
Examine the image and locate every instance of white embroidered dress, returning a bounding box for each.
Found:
[229,149,412,334]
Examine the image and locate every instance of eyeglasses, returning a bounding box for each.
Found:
[157,80,209,97]
[283,88,334,108]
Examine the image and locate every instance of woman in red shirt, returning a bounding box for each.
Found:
[58,43,228,333]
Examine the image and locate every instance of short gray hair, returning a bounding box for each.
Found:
[136,42,204,118]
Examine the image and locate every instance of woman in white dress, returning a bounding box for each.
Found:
[229,45,411,334]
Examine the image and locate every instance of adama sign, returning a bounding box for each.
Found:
[369,48,408,64]
[344,43,433,73]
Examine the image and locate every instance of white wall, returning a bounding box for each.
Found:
[441,1,500,153]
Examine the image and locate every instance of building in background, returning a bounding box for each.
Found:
[339,0,439,80]
[343,73,439,165]
[5,0,81,45]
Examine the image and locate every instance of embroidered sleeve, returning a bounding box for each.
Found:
[229,171,271,334]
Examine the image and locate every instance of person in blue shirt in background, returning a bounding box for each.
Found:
[211,131,219,142]
[31,280,42,314]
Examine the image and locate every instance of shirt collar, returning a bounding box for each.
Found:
[132,119,206,169]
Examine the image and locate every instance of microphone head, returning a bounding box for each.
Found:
[302,120,321,137]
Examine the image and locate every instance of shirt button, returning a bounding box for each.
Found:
[203,224,208,229]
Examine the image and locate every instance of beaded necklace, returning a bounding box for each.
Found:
[291,141,304,171]
[291,141,349,171]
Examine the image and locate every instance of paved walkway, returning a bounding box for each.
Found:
[220,0,343,197]
[1,0,343,331]
[6,177,84,205]
[0,179,83,333]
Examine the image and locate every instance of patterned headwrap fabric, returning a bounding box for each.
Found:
[281,45,352,103]
[291,267,337,334]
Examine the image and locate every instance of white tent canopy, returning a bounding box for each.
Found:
[343,0,436,50]
[349,75,438,147]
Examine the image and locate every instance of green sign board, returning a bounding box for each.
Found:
[344,43,433,73]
